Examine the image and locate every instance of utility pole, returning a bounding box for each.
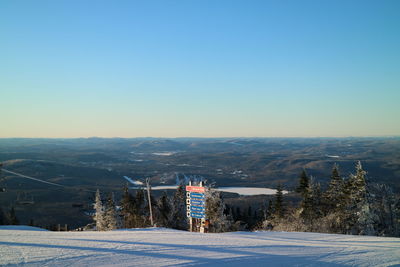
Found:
[146,178,154,227]
[0,163,4,192]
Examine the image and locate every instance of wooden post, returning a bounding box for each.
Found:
[200,218,205,233]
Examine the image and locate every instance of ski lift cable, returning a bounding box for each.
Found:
[2,169,65,187]
[2,168,96,193]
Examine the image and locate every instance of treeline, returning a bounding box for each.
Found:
[93,183,235,233]
[0,206,19,225]
[258,161,400,237]
[93,161,400,236]
[93,185,188,231]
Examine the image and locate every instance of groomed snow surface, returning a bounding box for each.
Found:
[1,226,399,267]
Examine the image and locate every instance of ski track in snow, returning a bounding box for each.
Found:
[1,226,400,267]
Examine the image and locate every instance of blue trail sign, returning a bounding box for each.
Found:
[190,199,204,206]
[186,185,207,228]
[190,192,205,199]
[190,212,205,219]
[191,206,205,212]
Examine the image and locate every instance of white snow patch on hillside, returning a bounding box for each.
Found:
[126,185,288,195]
[218,187,288,195]
[326,155,340,158]
[129,185,179,190]
[1,227,399,266]
[123,176,144,185]
[152,185,179,190]
[152,152,176,156]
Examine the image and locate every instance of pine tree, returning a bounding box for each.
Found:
[157,192,172,227]
[8,206,19,225]
[206,188,232,233]
[266,199,274,220]
[244,206,255,229]
[121,186,135,228]
[296,169,309,197]
[94,189,106,231]
[170,184,187,230]
[370,184,399,236]
[104,192,118,230]
[133,189,147,227]
[274,184,285,218]
[300,180,323,229]
[313,182,323,218]
[0,207,6,225]
[300,186,313,222]
[235,206,242,221]
[324,164,345,214]
[348,161,367,203]
[393,197,400,237]
[345,161,376,235]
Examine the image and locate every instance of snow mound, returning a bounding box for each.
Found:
[1,227,399,266]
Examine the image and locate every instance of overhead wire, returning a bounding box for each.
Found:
[2,168,97,193]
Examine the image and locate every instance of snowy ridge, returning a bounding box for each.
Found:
[1,226,399,266]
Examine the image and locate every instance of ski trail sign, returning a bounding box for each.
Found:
[186,185,206,220]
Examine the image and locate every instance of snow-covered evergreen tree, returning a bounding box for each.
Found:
[205,187,232,233]
[345,161,376,235]
[300,179,323,226]
[324,164,345,213]
[104,192,118,230]
[94,189,106,231]
[367,183,399,236]
[348,161,367,202]
[170,184,187,230]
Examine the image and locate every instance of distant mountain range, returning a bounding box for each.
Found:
[1,137,399,228]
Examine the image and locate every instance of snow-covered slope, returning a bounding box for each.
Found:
[1,226,399,266]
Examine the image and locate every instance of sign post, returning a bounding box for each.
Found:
[186,182,206,232]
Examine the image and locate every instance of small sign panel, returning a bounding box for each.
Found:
[186,186,205,193]
[190,192,205,199]
[190,212,205,219]
[191,206,205,212]
[190,199,204,206]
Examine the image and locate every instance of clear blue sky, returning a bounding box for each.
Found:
[1,0,399,138]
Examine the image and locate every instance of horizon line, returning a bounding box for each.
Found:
[0,135,399,139]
